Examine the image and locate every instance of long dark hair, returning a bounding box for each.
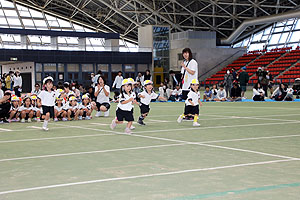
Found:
[182,48,193,60]
[120,84,132,99]
[254,83,261,90]
[97,76,106,85]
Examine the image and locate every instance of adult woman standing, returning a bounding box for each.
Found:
[13,70,22,97]
[180,48,198,100]
[94,76,110,117]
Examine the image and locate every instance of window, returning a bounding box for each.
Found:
[67,64,79,72]
[97,64,108,72]
[44,63,56,71]
[82,64,93,72]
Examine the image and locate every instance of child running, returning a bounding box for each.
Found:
[110,79,137,134]
[177,79,202,126]
[137,80,158,125]
[38,77,56,131]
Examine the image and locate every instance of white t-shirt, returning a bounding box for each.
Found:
[139,90,158,105]
[65,102,79,111]
[117,92,135,111]
[217,89,227,99]
[13,75,22,87]
[10,104,20,111]
[54,105,65,112]
[31,89,41,96]
[79,103,92,110]
[172,89,182,96]
[38,90,56,107]
[95,85,110,104]
[19,105,33,111]
[185,90,201,106]
[112,76,123,89]
[181,59,198,90]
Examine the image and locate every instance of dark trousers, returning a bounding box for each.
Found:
[0,102,11,119]
[262,84,268,97]
[253,95,265,101]
[182,90,189,100]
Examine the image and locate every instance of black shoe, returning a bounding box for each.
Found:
[137,119,146,125]
[2,119,9,123]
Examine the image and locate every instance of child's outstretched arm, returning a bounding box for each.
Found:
[188,99,194,106]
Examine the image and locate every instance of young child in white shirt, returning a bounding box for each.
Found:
[19,96,34,123]
[66,96,80,121]
[8,96,20,122]
[110,79,138,134]
[31,95,42,122]
[79,94,93,120]
[137,80,158,125]
[54,95,67,121]
[38,77,56,131]
[177,79,203,126]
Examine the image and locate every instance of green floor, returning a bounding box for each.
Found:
[0,102,300,200]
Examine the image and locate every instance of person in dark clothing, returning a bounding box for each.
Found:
[231,68,237,81]
[256,67,268,97]
[143,70,152,81]
[0,91,11,123]
[87,86,96,102]
[229,83,242,102]
[238,67,249,99]
[169,70,181,89]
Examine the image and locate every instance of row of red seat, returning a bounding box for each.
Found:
[233,60,252,63]
[254,58,275,62]
[268,64,291,67]
[283,71,300,75]
[268,68,287,71]
[248,61,270,66]
[280,56,300,60]
[278,75,300,79]
[273,60,297,64]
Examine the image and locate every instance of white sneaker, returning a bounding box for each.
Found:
[95,111,102,117]
[78,116,83,120]
[130,125,135,130]
[62,117,68,121]
[104,110,109,117]
[36,118,41,122]
[54,118,58,122]
[86,116,91,120]
[110,119,117,130]
[193,122,201,127]
[42,126,49,131]
[177,115,183,123]
[21,118,25,123]
[125,127,132,134]
[28,118,32,123]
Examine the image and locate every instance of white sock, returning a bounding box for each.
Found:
[43,119,49,128]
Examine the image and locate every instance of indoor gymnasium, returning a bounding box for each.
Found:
[0,0,299,199]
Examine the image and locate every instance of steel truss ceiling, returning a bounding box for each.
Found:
[10,0,300,44]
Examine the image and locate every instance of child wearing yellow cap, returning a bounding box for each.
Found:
[177,79,202,126]
[110,78,138,134]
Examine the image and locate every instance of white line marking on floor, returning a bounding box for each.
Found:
[0,143,185,162]
[0,128,12,132]
[26,126,43,130]
[89,123,109,126]
[0,159,298,195]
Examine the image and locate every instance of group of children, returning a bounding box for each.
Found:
[110,78,203,134]
[4,75,204,132]
[7,77,95,130]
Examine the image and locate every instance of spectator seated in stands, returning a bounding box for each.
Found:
[211,84,218,101]
[169,84,182,102]
[253,83,265,101]
[203,86,212,101]
[133,81,142,102]
[229,83,242,102]
[271,83,293,101]
[216,84,227,101]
